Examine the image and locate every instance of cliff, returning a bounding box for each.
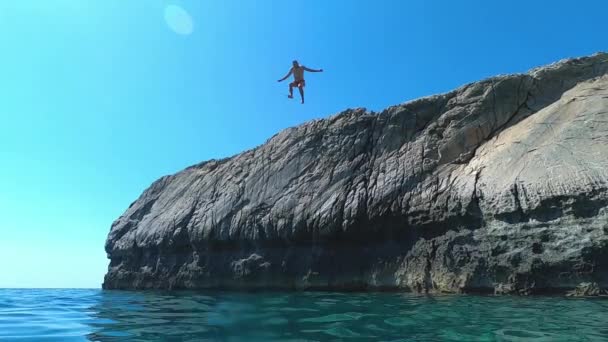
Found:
[104,53,608,295]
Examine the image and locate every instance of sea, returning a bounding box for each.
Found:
[0,289,607,341]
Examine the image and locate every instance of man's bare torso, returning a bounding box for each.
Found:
[292,66,305,81]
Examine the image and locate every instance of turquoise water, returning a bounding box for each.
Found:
[1,289,607,341]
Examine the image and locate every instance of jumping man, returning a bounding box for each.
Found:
[277,60,323,104]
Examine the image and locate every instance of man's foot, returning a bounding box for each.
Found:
[287,95,293,99]
[301,100,304,104]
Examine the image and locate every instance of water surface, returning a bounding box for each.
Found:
[1,289,607,341]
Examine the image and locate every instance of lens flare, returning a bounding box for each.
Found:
[164,5,194,35]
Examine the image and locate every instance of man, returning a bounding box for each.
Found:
[277,60,323,104]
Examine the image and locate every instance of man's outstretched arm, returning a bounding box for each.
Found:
[303,66,323,72]
[277,69,293,82]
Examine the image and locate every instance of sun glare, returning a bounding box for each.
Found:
[164,4,194,35]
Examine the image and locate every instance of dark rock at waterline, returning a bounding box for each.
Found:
[566,282,607,297]
[104,53,608,295]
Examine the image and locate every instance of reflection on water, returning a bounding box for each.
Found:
[0,289,607,341]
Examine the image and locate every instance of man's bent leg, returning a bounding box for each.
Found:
[288,84,294,98]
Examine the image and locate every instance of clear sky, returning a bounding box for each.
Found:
[0,0,606,288]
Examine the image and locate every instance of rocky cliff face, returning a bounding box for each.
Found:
[104,53,608,295]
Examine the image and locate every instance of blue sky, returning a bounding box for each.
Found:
[0,0,605,288]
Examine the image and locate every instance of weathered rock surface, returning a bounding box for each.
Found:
[566,282,606,297]
[104,53,608,295]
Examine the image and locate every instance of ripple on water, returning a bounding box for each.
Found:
[303,326,365,338]
[384,316,417,327]
[1,289,608,341]
[262,317,289,325]
[299,312,368,323]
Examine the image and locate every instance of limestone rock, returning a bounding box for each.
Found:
[103,53,608,294]
[566,282,606,297]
